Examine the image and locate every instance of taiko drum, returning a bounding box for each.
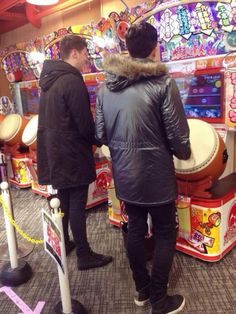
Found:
[22,115,38,150]
[0,113,28,146]
[174,119,228,182]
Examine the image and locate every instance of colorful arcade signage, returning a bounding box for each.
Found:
[223,52,236,127]
[1,1,236,77]
[144,0,236,61]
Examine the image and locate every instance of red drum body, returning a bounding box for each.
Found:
[0,114,5,123]
[0,114,28,146]
[6,70,23,83]
[174,119,228,182]
[0,114,5,142]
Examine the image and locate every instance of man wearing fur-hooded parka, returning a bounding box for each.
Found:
[95,22,191,314]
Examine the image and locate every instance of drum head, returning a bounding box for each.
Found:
[22,115,38,146]
[101,145,111,159]
[174,119,218,174]
[0,114,22,142]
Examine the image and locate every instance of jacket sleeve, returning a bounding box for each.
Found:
[65,77,100,146]
[95,86,108,145]
[160,77,191,160]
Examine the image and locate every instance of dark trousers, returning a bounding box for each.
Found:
[57,185,90,257]
[124,201,177,304]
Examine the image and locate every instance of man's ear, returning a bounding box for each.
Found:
[71,48,78,59]
[150,45,160,62]
[155,43,160,62]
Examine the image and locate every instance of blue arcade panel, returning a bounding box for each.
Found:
[174,71,223,123]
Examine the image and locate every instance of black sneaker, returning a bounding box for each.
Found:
[151,295,185,314]
[134,284,150,306]
[77,251,113,270]
[65,240,76,256]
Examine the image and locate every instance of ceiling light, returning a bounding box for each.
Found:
[26,0,59,5]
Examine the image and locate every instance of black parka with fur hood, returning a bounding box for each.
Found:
[37,60,96,189]
[95,55,191,205]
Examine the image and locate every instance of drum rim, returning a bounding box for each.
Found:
[101,145,111,159]
[0,114,22,142]
[22,115,38,146]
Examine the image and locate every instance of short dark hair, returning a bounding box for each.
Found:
[125,22,158,58]
[60,35,87,60]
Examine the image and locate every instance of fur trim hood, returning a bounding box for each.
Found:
[103,54,168,92]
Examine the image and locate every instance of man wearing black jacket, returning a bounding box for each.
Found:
[95,22,191,313]
[37,35,112,270]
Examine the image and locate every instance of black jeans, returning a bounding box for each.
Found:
[124,201,177,304]
[57,185,90,257]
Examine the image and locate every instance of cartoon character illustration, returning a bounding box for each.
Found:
[224,202,236,245]
[92,169,111,198]
[17,160,31,184]
[117,21,130,42]
[0,96,15,115]
[198,212,221,235]
[228,202,236,229]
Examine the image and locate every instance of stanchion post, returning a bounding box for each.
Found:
[50,198,87,314]
[0,181,32,286]
[0,154,34,261]
[1,181,18,269]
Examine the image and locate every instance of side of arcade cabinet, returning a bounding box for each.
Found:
[0,111,33,189]
[166,54,236,262]
[0,49,40,188]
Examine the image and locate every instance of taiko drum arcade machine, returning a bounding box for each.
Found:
[138,0,236,261]
[106,0,236,261]
[0,44,42,189]
[0,113,32,189]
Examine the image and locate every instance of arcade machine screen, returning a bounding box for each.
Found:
[86,81,104,120]
[20,86,40,115]
[174,71,223,123]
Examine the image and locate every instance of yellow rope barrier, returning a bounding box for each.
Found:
[0,195,44,244]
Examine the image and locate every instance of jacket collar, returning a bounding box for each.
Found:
[103,54,168,81]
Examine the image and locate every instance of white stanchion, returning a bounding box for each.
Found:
[0,154,34,261]
[1,181,18,269]
[50,198,72,314]
[50,198,87,314]
[0,181,32,286]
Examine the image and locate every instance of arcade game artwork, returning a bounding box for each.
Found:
[0,38,44,83]
[140,0,236,125]
[18,81,41,115]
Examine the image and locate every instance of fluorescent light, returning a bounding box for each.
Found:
[26,0,59,5]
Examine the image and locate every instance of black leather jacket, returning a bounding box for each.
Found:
[96,55,191,205]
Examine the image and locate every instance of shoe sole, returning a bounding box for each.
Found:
[134,298,149,306]
[167,297,185,314]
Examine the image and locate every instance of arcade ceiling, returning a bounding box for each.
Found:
[0,0,91,35]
